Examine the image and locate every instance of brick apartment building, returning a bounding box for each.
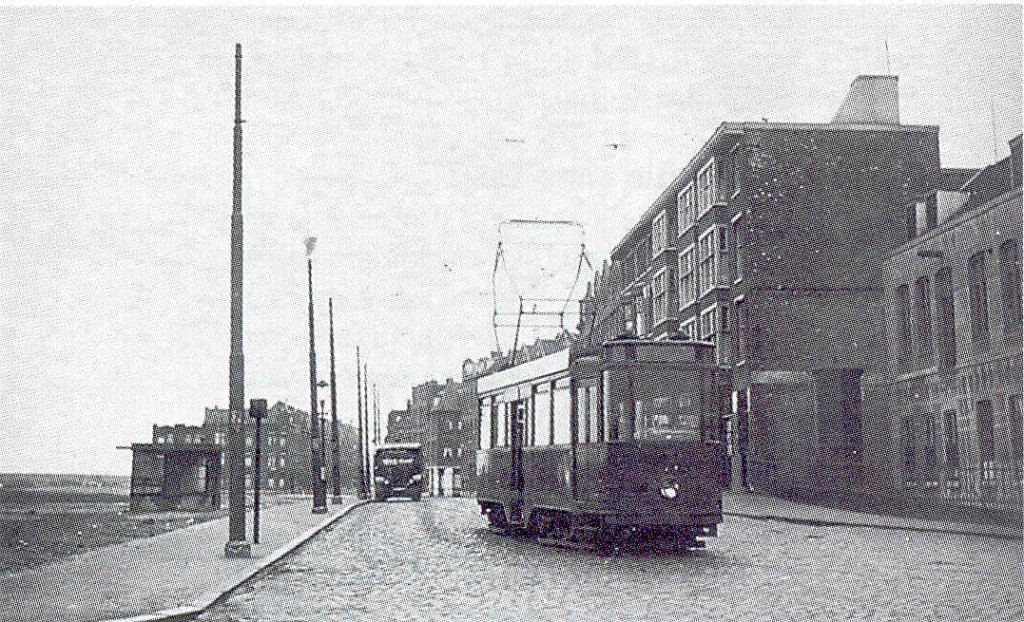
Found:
[203,401,315,493]
[385,380,445,445]
[421,378,479,496]
[883,134,1022,512]
[579,75,944,498]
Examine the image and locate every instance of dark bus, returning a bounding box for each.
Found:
[373,443,424,501]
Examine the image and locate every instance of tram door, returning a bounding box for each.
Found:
[509,400,526,522]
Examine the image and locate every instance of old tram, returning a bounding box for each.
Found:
[475,337,725,549]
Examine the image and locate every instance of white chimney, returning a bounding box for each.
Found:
[832,75,900,125]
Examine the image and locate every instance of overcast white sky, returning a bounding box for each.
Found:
[1,5,1020,475]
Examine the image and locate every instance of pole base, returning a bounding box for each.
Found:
[312,505,329,514]
[224,540,252,558]
[331,496,345,505]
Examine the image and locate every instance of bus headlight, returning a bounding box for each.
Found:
[374,476,385,482]
[410,473,423,483]
[660,486,678,500]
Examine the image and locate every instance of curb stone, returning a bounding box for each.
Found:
[724,510,1022,540]
[98,500,369,622]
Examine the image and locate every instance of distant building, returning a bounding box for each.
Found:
[579,75,943,498]
[882,134,1023,512]
[203,401,313,493]
[384,380,445,445]
[153,424,208,445]
[422,378,479,496]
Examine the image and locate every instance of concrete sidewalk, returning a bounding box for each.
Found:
[724,490,1022,539]
[0,496,364,622]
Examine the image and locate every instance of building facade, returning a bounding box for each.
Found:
[882,135,1023,513]
[422,379,479,496]
[579,76,944,498]
[203,401,314,493]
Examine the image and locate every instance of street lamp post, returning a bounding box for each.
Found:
[307,257,328,514]
[328,298,342,504]
[355,347,367,499]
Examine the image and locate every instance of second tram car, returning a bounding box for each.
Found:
[476,337,724,549]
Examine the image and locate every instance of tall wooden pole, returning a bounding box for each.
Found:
[356,347,367,499]
[329,298,342,502]
[363,363,371,497]
[308,259,328,513]
[225,43,250,558]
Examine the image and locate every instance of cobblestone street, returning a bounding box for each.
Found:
[197,498,1023,622]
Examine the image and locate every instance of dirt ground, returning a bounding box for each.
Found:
[0,475,299,574]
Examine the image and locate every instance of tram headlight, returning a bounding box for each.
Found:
[660,486,678,500]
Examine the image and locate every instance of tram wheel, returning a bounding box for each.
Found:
[486,506,510,532]
[545,515,572,543]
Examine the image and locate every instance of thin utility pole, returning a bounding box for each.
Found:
[329,298,342,503]
[363,363,372,497]
[225,43,250,559]
[356,347,367,499]
[373,385,381,445]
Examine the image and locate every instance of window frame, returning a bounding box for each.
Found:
[678,244,696,310]
[677,182,696,236]
[968,250,990,345]
[651,211,667,258]
[999,238,1022,338]
[651,268,668,324]
[696,159,718,217]
[914,276,933,365]
[699,305,717,342]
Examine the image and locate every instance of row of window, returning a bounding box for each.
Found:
[440,446,466,459]
[901,396,1023,481]
[894,239,1022,372]
[679,218,746,310]
[480,370,718,450]
[240,455,288,468]
[645,216,749,330]
[631,154,743,278]
[679,299,745,366]
[242,477,289,489]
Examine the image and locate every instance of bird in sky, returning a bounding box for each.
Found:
[605,142,626,150]
[504,137,526,144]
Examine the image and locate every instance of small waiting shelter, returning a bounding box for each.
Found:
[124,443,222,513]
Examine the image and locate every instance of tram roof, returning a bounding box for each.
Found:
[477,347,570,395]
[603,337,714,348]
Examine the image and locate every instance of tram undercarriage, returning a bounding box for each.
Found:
[482,502,716,552]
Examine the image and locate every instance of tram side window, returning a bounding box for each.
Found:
[576,384,601,443]
[479,399,492,449]
[534,384,552,446]
[492,400,506,447]
[523,397,534,447]
[553,379,572,444]
[604,370,638,441]
[501,402,511,447]
[576,386,590,444]
[604,372,620,441]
